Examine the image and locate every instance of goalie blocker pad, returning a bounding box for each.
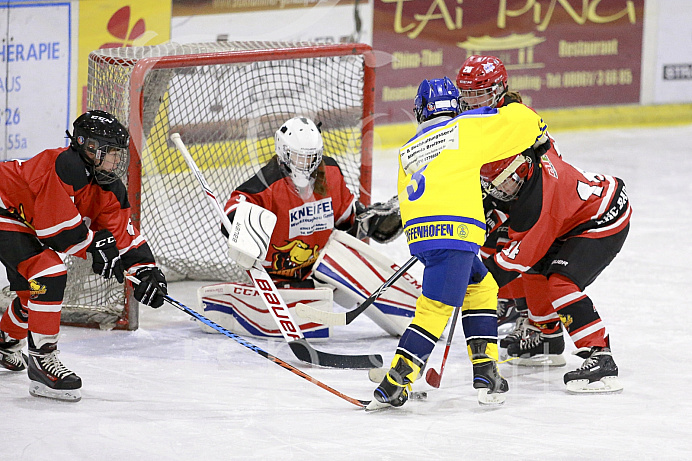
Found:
[198,282,333,340]
[228,201,277,269]
[311,230,421,336]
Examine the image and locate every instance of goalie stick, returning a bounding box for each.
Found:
[425,306,460,388]
[171,133,382,369]
[296,255,418,326]
[126,276,368,408]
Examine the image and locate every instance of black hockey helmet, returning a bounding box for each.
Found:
[66,110,130,184]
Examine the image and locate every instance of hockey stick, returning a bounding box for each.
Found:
[171,133,382,369]
[425,306,460,388]
[127,278,367,408]
[296,255,418,327]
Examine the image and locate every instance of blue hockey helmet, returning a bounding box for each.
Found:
[414,77,461,124]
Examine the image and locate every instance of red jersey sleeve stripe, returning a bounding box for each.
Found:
[62,230,94,256]
[34,213,83,238]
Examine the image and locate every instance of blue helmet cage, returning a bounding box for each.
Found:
[414,77,461,123]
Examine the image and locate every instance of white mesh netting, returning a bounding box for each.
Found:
[53,41,372,329]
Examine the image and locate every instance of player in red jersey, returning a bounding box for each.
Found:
[224,117,358,284]
[459,55,564,349]
[458,55,629,393]
[0,110,168,402]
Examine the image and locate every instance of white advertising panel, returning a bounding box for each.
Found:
[653,0,692,103]
[0,2,73,160]
[171,2,372,46]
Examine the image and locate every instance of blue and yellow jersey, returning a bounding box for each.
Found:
[397,104,547,255]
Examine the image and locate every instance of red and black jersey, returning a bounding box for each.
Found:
[486,146,632,288]
[224,156,357,282]
[0,147,155,270]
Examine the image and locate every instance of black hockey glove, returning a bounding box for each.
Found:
[87,230,124,283]
[133,267,167,308]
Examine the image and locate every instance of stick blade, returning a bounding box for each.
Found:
[288,339,383,369]
[425,368,442,388]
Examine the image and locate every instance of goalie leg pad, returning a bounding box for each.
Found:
[311,231,420,336]
[198,282,333,340]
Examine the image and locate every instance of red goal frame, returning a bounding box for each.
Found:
[95,43,375,330]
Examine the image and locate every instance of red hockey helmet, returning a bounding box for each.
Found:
[456,55,508,111]
[480,154,532,201]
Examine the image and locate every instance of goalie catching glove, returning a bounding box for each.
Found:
[350,196,403,244]
[87,229,124,283]
[132,267,167,308]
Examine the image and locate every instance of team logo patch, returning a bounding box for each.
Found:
[456,224,469,238]
[7,204,36,230]
[559,313,573,328]
[270,239,319,279]
[29,279,47,299]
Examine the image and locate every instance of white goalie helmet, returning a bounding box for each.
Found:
[275,116,324,189]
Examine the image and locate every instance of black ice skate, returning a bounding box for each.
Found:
[563,347,623,394]
[506,322,566,367]
[498,299,528,337]
[0,331,27,372]
[499,316,528,349]
[496,298,522,329]
[366,358,412,411]
[470,339,508,405]
[27,333,82,402]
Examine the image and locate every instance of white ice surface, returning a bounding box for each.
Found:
[2,124,692,460]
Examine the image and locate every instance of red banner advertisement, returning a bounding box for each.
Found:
[373,0,644,125]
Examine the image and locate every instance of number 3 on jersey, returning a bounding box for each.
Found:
[406,165,427,201]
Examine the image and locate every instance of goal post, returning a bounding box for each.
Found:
[53,41,375,330]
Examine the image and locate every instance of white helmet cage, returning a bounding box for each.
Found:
[481,155,533,202]
[275,117,324,188]
[459,83,507,111]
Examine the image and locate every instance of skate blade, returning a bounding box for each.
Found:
[477,388,506,406]
[565,376,623,394]
[507,354,566,367]
[365,399,393,412]
[29,382,82,402]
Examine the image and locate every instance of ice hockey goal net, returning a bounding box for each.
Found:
[49,41,374,330]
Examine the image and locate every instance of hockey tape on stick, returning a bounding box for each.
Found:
[171,133,382,369]
[296,255,418,326]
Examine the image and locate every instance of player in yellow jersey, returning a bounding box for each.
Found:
[368,77,548,410]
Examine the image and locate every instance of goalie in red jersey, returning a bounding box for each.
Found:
[198,116,418,340]
[224,116,363,284]
[458,55,630,393]
[0,110,168,402]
